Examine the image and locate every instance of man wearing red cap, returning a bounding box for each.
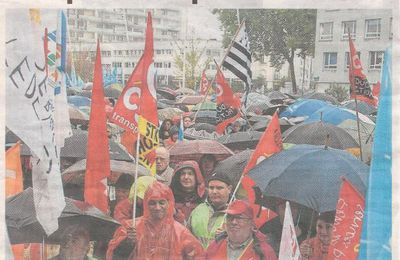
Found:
[206,200,277,260]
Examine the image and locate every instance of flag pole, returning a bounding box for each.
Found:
[348,31,364,161]
[193,21,246,123]
[132,132,141,225]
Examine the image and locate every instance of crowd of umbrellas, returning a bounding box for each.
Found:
[5,82,376,255]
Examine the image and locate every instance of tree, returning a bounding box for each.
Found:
[214,9,316,94]
[325,83,349,102]
[173,36,212,90]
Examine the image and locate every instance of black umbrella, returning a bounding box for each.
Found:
[183,128,218,140]
[194,111,217,125]
[7,129,132,161]
[217,131,262,151]
[104,87,121,98]
[157,87,177,100]
[342,100,377,116]
[304,92,339,105]
[213,149,253,186]
[193,123,216,133]
[6,188,120,244]
[251,118,294,133]
[248,144,369,213]
[282,121,359,150]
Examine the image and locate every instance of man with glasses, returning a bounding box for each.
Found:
[206,200,277,260]
[155,146,174,185]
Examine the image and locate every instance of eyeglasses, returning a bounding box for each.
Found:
[226,215,251,222]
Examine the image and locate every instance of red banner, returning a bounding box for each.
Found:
[243,111,282,174]
[84,40,111,213]
[327,178,365,259]
[348,35,374,103]
[199,69,209,95]
[215,65,241,134]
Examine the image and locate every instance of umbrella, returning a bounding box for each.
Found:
[193,110,217,125]
[62,159,150,185]
[214,149,253,186]
[158,107,183,121]
[67,96,91,108]
[282,121,359,150]
[250,117,294,133]
[305,105,375,125]
[192,123,216,133]
[342,100,377,116]
[104,87,121,98]
[168,140,233,164]
[191,101,216,111]
[175,87,196,95]
[157,87,177,100]
[304,92,339,105]
[217,131,262,151]
[183,128,219,141]
[12,129,132,161]
[248,144,369,213]
[69,105,89,125]
[6,188,120,244]
[105,83,124,92]
[280,99,330,118]
[175,95,204,105]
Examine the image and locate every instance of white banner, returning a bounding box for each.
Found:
[279,201,301,260]
[6,9,65,236]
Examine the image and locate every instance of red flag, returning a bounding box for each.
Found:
[84,40,111,213]
[243,111,282,174]
[327,178,365,259]
[215,65,241,134]
[348,35,374,103]
[111,12,157,130]
[199,69,209,95]
[356,81,380,107]
[111,12,158,174]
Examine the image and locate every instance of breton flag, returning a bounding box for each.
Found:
[222,21,252,103]
[279,201,301,260]
[215,63,241,134]
[348,34,375,105]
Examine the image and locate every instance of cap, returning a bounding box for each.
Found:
[225,200,254,219]
[207,173,232,186]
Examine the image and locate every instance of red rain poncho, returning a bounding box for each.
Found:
[107,181,204,260]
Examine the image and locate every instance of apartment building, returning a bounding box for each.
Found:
[313,9,392,92]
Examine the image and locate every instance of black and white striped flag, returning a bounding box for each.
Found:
[222,21,252,103]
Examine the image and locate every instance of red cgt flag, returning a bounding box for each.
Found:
[199,69,209,95]
[215,65,241,134]
[327,178,365,259]
[348,35,374,104]
[84,40,111,213]
[243,111,283,174]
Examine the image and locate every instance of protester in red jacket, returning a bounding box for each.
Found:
[106,181,204,259]
[206,200,277,260]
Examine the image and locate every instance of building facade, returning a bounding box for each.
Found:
[313,9,392,92]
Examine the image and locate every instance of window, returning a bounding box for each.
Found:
[345,51,361,68]
[68,19,75,26]
[365,19,381,39]
[389,17,393,39]
[341,21,356,40]
[320,22,333,41]
[369,51,384,69]
[323,52,337,69]
[112,62,122,68]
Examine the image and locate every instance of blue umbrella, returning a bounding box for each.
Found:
[305,105,375,125]
[342,99,377,116]
[67,96,91,108]
[248,144,369,212]
[279,99,329,118]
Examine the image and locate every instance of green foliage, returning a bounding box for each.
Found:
[173,38,212,89]
[213,9,316,93]
[325,83,349,102]
[253,75,267,89]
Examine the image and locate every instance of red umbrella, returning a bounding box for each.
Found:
[168,140,234,164]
